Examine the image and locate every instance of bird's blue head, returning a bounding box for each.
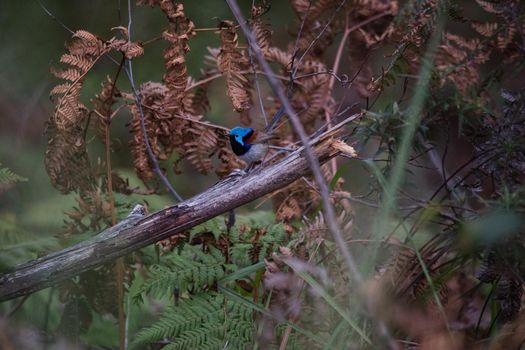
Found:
[229,127,254,156]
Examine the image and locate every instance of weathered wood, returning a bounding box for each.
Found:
[0,135,345,302]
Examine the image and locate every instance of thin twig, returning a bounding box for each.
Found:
[35,0,74,34]
[184,70,292,92]
[225,1,398,348]
[292,0,347,76]
[325,10,350,176]
[140,103,230,132]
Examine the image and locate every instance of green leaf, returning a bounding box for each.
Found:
[0,162,27,184]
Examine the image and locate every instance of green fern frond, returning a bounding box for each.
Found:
[161,326,224,350]
[133,292,253,350]
[0,163,27,184]
[135,211,288,349]
[139,245,225,298]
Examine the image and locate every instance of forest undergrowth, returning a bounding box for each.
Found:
[1,0,525,349]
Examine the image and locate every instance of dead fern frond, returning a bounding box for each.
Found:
[475,0,504,15]
[273,179,321,222]
[290,0,338,23]
[435,33,486,94]
[90,76,121,143]
[382,242,450,308]
[295,61,332,132]
[125,82,170,182]
[471,21,498,37]
[217,20,252,113]
[92,76,120,120]
[159,2,195,113]
[50,30,107,131]
[497,22,516,50]
[44,122,95,194]
[183,74,211,116]
[252,18,272,54]
[108,26,145,59]
[184,124,218,175]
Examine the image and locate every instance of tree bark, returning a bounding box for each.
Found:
[0,134,349,302]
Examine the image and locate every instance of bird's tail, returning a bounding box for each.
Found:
[265,106,285,133]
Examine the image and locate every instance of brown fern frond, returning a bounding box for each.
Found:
[158,2,195,113]
[273,180,321,222]
[61,188,113,237]
[435,33,485,94]
[92,76,120,120]
[475,0,504,14]
[115,40,145,59]
[183,74,212,116]
[125,82,171,182]
[217,20,252,113]
[291,59,331,133]
[108,26,145,59]
[184,124,218,174]
[252,18,272,53]
[49,83,72,96]
[471,21,498,37]
[44,122,95,194]
[68,30,107,56]
[51,30,108,131]
[264,46,293,68]
[384,245,420,296]
[383,242,450,306]
[497,22,516,50]
[59,54,93,72]
[45,30,113,194]
[290,0,338,23]
[91,76,121,143]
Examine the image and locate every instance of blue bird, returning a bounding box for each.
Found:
[228,107,285,166]
[229,127,275,164]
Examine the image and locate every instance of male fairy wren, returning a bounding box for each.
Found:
[228,127,276,164]
[228,107,285,165]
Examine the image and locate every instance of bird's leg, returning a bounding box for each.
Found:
[246,162,256,172]
[226,162,258,178]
